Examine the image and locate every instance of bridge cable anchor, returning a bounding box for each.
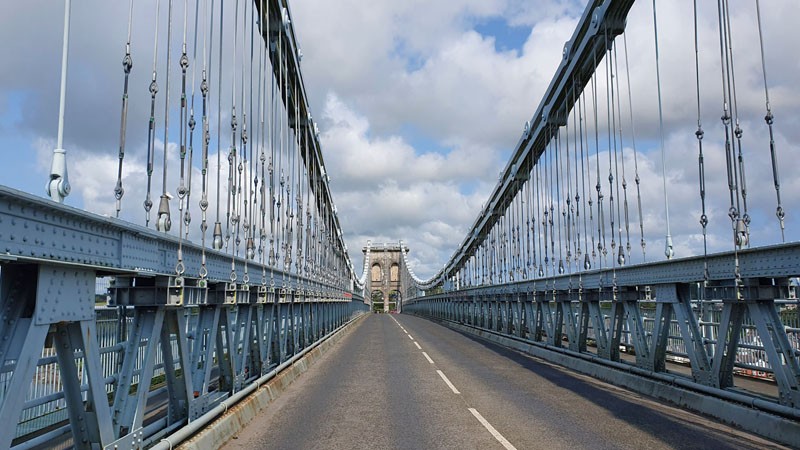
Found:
[156,193,172,232]
[47,0,73,204]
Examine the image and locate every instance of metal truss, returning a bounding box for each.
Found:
[0,260,365,449]
[417,0,635,288]
[405,242,800,424]
[0,186,356,296]
[0,184,367,449]
[0,0,373,446]
[0,186,368,448]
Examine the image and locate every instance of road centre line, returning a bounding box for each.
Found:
[392,318,513,449]
[436,370,460,394]
[468,408,518,450]
[390,316,514,449]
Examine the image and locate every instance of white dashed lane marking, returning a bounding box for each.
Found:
[436,370,461,394]
[392,316,519,450]
[469,408,518,450]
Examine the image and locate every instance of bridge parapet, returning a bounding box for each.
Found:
[405,243,800,443]
[0,0,370,445]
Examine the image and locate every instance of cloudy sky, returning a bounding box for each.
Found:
[0,0,798,280]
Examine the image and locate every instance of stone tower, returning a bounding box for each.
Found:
[363,243,406,312]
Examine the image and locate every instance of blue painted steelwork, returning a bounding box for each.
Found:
[0,0,797,447]
[0,0,370,448]
[417,0,635,288]
[0,186,355,297]
[400,0,800,445]
[404,259,800,445]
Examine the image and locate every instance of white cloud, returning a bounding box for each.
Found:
[2,0,799,283]
[316,95,495,276]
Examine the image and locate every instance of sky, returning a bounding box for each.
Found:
[0,0,798,280]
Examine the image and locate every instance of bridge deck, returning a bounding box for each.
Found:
[224,314,782,450]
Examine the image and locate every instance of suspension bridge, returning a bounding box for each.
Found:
[0,0,798,448]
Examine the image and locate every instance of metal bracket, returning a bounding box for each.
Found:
[46,149,71,203]
[257,285,268,304]
[110,276,208,306]
[35,266,95,324]
[104,427,145,450]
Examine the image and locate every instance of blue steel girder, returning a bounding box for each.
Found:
[434,0,635,286]
[435,242,800,294]
[0,180,367,447]
[406,241,800,418]
[255,0,356,278]
[0,185,361,300]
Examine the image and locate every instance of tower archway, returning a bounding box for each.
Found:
[363,243,408,313]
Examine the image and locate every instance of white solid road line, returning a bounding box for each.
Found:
[436,370,460,394]
[468,408,518,450]
[414,341,422,350]
[422,352,434,364]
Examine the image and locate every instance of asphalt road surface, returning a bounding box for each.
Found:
[224,313,785,450]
